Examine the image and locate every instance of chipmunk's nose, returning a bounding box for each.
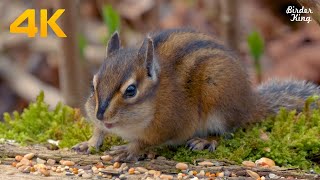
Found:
[96,100,109,120]
[96,111,105,120]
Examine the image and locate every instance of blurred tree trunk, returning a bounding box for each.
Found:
[59,0,87,107]
[298,0,320,25]
[220,0,239,51]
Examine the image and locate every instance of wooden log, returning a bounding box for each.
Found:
[0,143,317,179]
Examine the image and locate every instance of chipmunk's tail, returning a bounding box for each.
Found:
[256,79,320,115]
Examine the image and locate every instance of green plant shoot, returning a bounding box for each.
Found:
[247,31,264,83]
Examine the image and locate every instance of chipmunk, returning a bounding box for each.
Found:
[73,29,320,161]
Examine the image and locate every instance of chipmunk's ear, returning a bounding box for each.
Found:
[138,36,159,80]
[106,31,120,56]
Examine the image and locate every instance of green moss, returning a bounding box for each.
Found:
[157,96,320,172]
[0,92,125,150]
[0,92,91,148]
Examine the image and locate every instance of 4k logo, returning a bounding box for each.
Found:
[10,9,67,38]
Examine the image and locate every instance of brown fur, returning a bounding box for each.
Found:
[76,29,320,156]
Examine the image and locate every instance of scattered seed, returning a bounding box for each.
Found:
[16,162,23,168]
[198,161,214,167]
[101,155,113,162]
[242,160,256,167]
[119,174,126,180]
[255,157,275,167]
[36,158,46,164]
[61,160,75,166]
[93,169,99,174]
[11,162,17,167]
[95,162,104,168]
[113,162,120,168]
[128,168,135,174]
[24,153,35,160]
[46,159,56,165]
[73,168,78,174]
[176,162,188,170]
[160,174,173,179]
[18,165,26,172]
[263,147,271,152]
[15,155,23,162]
[136,167,148,173]
[119,163,127,171]
[153,170,161,177]
[40,168,50,176]
[268,173,280,179]
[22,166,31,173]
[216,172,224,177]
[51,166,57,172]
[35,163,46,170]
[147,153,156,159]
[197,170,205,177]
[6,171,16,175]
[20,158,31,166]
[247,170,260,179]
[260,131,270,141]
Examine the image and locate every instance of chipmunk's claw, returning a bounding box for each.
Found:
[186,137,217,152]
[72,141,91,154]
[106,145,140,163]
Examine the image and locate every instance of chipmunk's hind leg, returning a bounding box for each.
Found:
[186,137,218,152]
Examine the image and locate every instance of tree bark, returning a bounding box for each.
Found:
[58,0,87,107]
[219,0,239,51]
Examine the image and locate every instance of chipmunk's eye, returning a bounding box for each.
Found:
[124,84,137,98]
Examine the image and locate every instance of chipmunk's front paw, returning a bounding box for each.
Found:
[72,140,101,154]
[186,137,217,152]
[72,141,92,154]
[106,144,144,162]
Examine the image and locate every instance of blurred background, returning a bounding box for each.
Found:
[0,0,319,116]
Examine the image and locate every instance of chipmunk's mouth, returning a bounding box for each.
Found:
[104,122,116,129]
